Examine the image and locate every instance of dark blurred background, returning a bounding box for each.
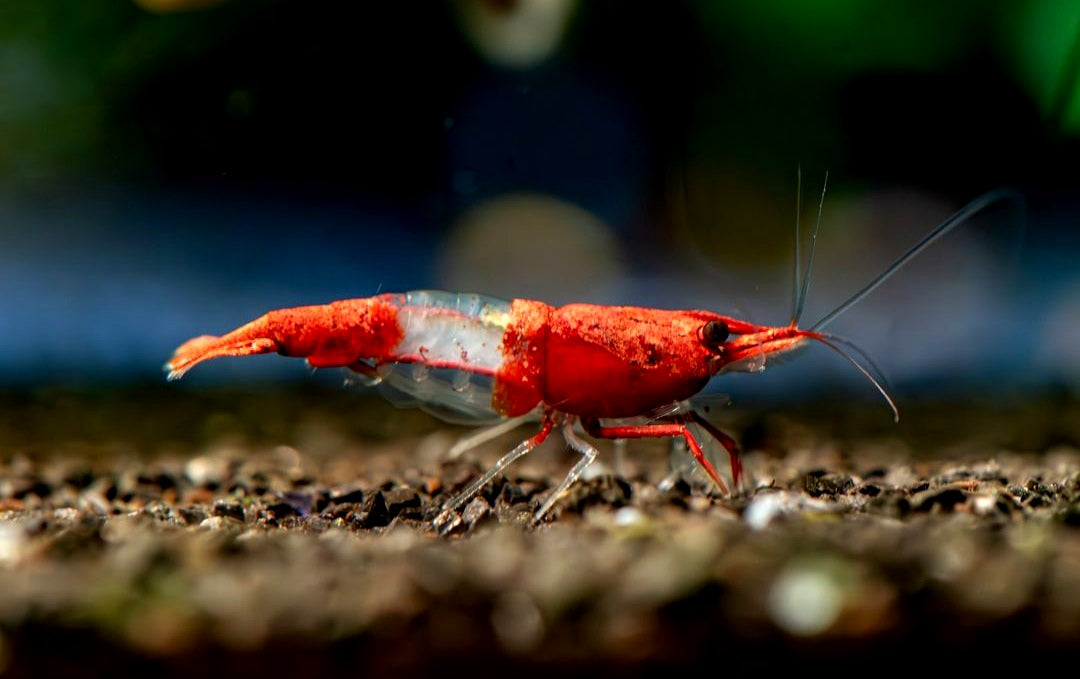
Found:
[1,0,1077,405]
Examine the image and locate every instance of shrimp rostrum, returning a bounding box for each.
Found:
[165,189,1019,524]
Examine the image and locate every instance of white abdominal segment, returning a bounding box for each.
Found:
[395,290,510,373]
[368,291,514,424]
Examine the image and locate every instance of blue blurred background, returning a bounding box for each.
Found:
[1,0,1078,407]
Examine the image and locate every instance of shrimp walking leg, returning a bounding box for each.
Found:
[436,411,557,527]
[534,420,599,520]
[583,414,735,495]
[445,413,536,460]
[685,411,744,490]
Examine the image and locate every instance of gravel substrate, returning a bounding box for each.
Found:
[0,385,1077,677]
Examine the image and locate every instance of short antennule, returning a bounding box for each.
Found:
[794,171,828,324]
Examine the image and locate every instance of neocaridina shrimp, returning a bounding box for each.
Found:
[165,187,1019,526]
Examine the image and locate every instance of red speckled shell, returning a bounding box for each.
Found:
[493,299,553,417]
[276,296,405,368]
[540,304,715,418]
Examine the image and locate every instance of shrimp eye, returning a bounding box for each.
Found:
[701,320,729,346]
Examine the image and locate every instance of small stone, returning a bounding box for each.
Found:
[320,502,360,521]
[461,496,493,530]
[442,461,481,490]
[358,491,391,528]
[495,483,530,511]
[687,496,712,513]
[137,472,178,491]
[613,506,647,528]
[596,475,632,507]
[0,498,26,512]
[13,480,52,500]
[178,506,208,525]
[804,473,854,497]
[971,493,998,515]
[279,491,315,517]
[911,487,968,512]
[659,476,692,508]
[934,469,975,485]
[385,487,421,519]
[185,456,230,488]
[743,491,837,529]
[62,467,96,490]
[181,486,213,505]
[329,488,365,505]
[267,501,302,520]
[212,500,245,522]
[199,515,243,531]
[1007,484,1029,502]
[0,523,28,565]
[305,516,330,532]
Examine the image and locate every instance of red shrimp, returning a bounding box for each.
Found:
[164,188,1019,525]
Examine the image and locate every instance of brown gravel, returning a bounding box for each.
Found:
[0,384,1077,677]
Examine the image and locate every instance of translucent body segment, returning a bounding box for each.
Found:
[373,366,504,424]
[394,291,512,374]
[368,291,516,424]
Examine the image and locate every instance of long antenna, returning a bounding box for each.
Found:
[791,166,802,323]
[794,171,828,324]
[810,188,1025,332]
